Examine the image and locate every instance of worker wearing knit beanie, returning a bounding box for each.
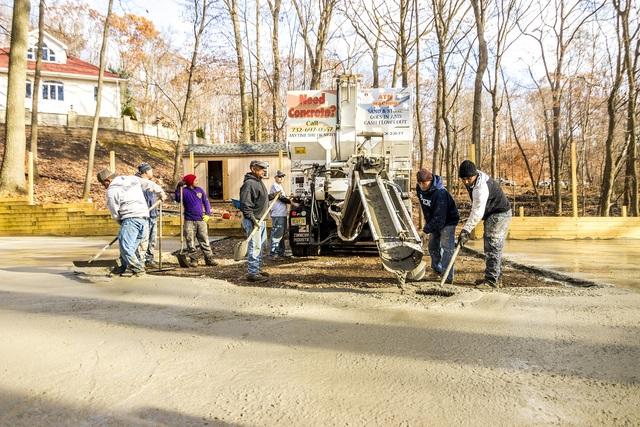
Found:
[457,160,511,289]
[175,174,218,267]
[416,168,459,283]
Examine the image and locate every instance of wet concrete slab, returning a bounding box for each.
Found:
[468,239,640,291]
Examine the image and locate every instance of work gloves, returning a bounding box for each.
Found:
[203,214,210,222]
[458,229,470,246]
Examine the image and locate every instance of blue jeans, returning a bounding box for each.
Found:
[428,223,457,281]
[118,217,148,273]
[483,210,512,283]
[242,218,266,276]
[137,216,157,264]
[270,216,287,256]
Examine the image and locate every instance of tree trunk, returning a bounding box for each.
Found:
[309,0,336,89]
[268,0,282,143]
[82,0,113,201]
[29,0,46,182]
[254,0,261,143]
[470,0,487,168]
[0,0,30,195]
[598,36,622,216]
[414,0,424,167]
[551,94,563,215]
[505,86,544,214]
[618,1,638,215]
[172,0,209,185]
[228,0,251,143]
[399,0,409,88]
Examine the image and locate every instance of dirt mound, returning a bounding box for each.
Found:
[0,126,176,209]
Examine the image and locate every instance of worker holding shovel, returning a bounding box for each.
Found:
[175,174,218,267]
[457,160,512,289]
[239,160,272,282]
[97,168,167,277]
[416,168,460,284]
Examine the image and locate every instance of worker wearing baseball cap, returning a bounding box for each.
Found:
[239,160,270,282]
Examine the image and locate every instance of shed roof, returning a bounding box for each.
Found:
[185,142,287,157]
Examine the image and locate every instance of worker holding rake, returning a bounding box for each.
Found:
[97,168,167,277]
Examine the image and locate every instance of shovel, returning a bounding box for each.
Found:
[73,199,163,268]
[72,236,119,267]
[416,239,461,297]
[233,192,281,261]
[175,185,192,268]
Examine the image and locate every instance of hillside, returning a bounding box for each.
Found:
[0,126,177,209]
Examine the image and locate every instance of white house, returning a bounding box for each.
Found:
[0,31,123,118]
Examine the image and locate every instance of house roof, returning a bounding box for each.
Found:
[186,142,287,157]
[0,48,120,79]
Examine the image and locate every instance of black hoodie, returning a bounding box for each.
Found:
[239,172,268,221]
[416,174,460,234]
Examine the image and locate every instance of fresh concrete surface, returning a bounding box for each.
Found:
[468,239,640,290]
[0,237,639,425]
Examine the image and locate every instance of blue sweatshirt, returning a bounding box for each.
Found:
[416,174,460,234]
[175,185,211,221]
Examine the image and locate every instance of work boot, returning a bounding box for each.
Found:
[204,257,219,266]
[187,258,199,268]
[259,271,270,277]
[145,261,158,269]
[246,273,268,283]
[110,266,126,276]
[475,279,498,290]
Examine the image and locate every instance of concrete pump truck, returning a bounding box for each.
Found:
[285,74,426,286]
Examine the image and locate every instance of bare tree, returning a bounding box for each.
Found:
[470,0,488,167]
[172,0,214,184]
[484,0,526,177]
[223,0,251,142]
[614,0,639,216]
[504,79,544,214]
[266,0,282,143]
[0,0,31,195]
[600,2,629,215]
[524,0,604,215]
[430,0,469,173]
[255,0,262,142]
[29,0,46,181]
[292,0,338,89]
[82,0,113,201]
[341,0,385,87]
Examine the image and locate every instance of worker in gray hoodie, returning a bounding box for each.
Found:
[97,168,166,276]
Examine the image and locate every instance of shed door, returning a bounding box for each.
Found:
[207,160,223,200]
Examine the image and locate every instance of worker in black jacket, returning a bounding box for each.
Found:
[239,160,274,282]
[457,160,512,289]
[416,168,460,283]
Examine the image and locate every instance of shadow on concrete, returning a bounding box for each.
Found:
[0,388,244,426]
[1,288,638,386]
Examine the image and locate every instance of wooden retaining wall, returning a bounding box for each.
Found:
[0,199,244,237]
[472,216,640,239]
[1,199,638,239]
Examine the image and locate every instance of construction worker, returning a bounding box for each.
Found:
[175,174,218,267]
[416,168,460,283]
[135,163,159,269]
[457,160,512,289]
[269,170,292,258]
[97,168,166,277]
[239,160,271,282]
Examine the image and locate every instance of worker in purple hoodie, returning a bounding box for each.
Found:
[416,168,460,283]
[175,174,218,267]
